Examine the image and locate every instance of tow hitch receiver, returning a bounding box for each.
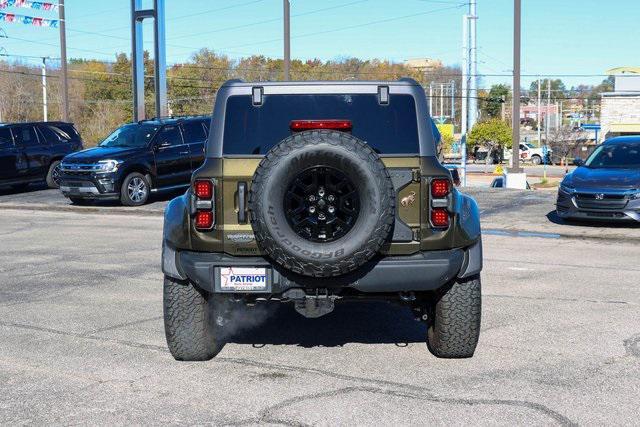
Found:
[283,288,338,318]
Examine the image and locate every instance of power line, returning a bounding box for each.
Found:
[215,4,467,52]
[171,0,370,41]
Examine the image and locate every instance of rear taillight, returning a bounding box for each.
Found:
[429,178,452,229]
[290,120,352,132]
[194,180,213,199]
[194,179,215,230]
[195,211,214,229]
[431,179,450,198]
[430,208,450,228]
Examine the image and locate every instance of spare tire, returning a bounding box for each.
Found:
[249,130,395,277]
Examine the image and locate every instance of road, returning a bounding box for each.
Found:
[1,208,639,424]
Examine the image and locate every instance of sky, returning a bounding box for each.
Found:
[0,0,638,90]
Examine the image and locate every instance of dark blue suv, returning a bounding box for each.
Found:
[59,116,210,206]
[0,121,83,190]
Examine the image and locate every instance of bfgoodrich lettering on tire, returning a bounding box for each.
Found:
[249,130,395,277]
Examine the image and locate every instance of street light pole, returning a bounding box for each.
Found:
[537,77,541,145]
[58,0,69,121]
[283,0,290,81]
[41,57,47,122]
[460,14,469,186]
[510,0,521,173]
[468,0,478,131]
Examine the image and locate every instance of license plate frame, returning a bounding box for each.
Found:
[216,266,271,293]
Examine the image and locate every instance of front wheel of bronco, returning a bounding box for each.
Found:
[426,275,481,358]
[163,276,221,361]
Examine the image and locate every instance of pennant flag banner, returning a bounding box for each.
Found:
[0,0,58,12]
[0,11,58,27]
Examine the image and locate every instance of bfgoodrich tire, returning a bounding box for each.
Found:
[427,275,481,358]
[249,130,395,277]
[163,276,221,361]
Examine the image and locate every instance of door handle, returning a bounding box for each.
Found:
[179,151,189,155]
[237,182,247,224]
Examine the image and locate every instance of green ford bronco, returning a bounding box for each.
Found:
[162,78,482,361]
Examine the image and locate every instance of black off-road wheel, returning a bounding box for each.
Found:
[426,275,481,358]
[249,130,395,277]
[163,276,222,361]
[46,160,62,189]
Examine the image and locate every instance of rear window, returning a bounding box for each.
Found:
[55,124,81,140]
[0,127,12,145]
[182,121,207,142]
[223,94,419,155]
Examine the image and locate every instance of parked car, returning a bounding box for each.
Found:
[0,121,83,190]
[59,116,210,206]
[490,176,531,190]
[161,79,483,361]
[519,143,552,165]
[556,136,640,222]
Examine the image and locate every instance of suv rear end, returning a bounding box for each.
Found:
[162,79,482,361]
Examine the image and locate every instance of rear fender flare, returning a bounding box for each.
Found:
[163,193,192,251]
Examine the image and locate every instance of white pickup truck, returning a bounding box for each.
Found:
[504,143,552,165]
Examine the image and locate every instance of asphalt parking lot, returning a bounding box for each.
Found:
[1,188,640,424]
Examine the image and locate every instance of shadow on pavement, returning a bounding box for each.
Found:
[546,210,640,229]
[225,301,426,348]
[0,182,49,196]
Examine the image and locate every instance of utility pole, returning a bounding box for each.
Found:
[430,83,434,116]
[41,57,48,122]
[510,0,521,173]
[283,0,290,81]
[468,0,478,131]
[58,0,69,121]
[440,83,444,119]
[537,77,541,145]
[450,79,455,120]
[460,13,469,186]
[546,78,551,143]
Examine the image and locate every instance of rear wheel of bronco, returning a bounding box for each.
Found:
[426,275,481,358]
[163,276,221,361]
[249,130,395,277]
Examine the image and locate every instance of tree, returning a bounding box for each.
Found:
[529,78,566,101]
[483,84,510,118]
[467,119,512,152]
[548,126,589,164]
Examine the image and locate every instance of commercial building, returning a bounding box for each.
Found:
[600,67,640,141]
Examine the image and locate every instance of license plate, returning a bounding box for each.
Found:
[219,267,267,291]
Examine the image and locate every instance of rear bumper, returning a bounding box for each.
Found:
[163,241,482,294]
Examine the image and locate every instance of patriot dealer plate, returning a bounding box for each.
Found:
[219,267,268,291]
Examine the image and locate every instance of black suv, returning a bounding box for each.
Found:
[162,79,483,361]
[59,116,210,206]
[0,121,83,190]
